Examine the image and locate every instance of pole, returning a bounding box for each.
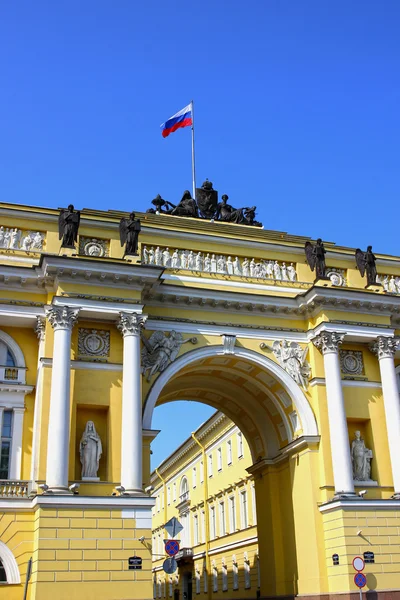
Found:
[191,100,196,200]
[155,468,168,592]
[23,557,32,600]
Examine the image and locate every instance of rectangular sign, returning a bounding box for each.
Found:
[128,556,142,570]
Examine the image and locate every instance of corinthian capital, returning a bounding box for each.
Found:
[118,312,147,337]
[44,305,79,331]
[312,331,345,355]
[370,336,400,360]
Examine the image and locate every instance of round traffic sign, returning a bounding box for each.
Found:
[354,573,367,588]
[165,540,180,557]
[163,558,178,574]
[353,556,365,572]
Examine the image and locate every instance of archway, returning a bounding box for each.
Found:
[145,345,321,599]
[0,541,20,584]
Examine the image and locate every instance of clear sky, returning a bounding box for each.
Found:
[1,2,399,467]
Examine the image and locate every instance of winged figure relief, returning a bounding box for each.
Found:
[141,331,197,381]
[272,340,311,390]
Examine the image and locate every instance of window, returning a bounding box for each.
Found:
[210,506,216,539]
[167,486,171,505]
[208,454,213,477]
[6,350,15,366]
[244,552,251,589]
[219,501,226,536]
[173,482,177,502]
[180,477,189,501]
[156,495,160,512]
[229,496,236,532]
[203,565,208,593]
[251,483,257,525]
[200,461,204,483]
[240,490,248,529]
[0,410,12,479]
[212,565,218,592]
[0,559,6,582]
[232,556,239,590]
[201,511,206,543]
[222,563,228,591]
[237,432,244,458]
[227,439,232,465]
[193,514,199,546]
[217,447,222,471]
[161,491,164,509]
[192,466,197,488]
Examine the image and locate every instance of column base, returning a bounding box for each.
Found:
[120,488,144,497]
[333,492,358,500]
[43,486,73,495]
[391,492,400,499]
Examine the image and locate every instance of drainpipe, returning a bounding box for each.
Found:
[191,432,212,600]
[155,468,168,590]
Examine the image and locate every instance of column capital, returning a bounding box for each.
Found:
[35,316,46,341]
[117,312,147,337]
[44,305,79,331]
[312,331,345,355]
[370,336,400,359]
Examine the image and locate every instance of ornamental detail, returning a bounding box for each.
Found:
[78,328,110,357]
[44,306,79,331]
[339,350,364,375]
[0,226,45,252]
[141,330,197,381]
[326,268,347,287]
[312,331,345,355]
[141,245,298,283]
[117,312,147,337]
[222,334,236,355]
[377,274,400,294]
[271,340,311,389]
[35,317,46,341]
[370,336,400,359]
[79,236,109,257]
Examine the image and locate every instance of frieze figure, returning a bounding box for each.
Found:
[305,239,327,280]
[59,204,81,249]
[355,246,378,287]
[80,421,102,479]
[351,431,373,481]
[119,212,141,256]
[141,330,197,381]
[272,340,311,389]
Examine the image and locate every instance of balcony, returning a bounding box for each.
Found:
[176,491,190,512]
[175,548,193,565]
[0,480,31,498]
[0,366,27,384]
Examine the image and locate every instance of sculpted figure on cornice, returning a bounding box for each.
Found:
[59,204,80,249]
[305,239,327,280]
[0,226,44,252]
[355,246,378,287]
[141,330,197,381]
[272,340,311,389]
[119,212,141,257]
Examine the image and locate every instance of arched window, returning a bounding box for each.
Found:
[180,476,189,501]
[0,559,6,582]
[0,541,20,583]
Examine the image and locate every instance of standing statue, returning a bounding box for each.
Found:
[355,246,378,287]
[80,421,102,479]
[141,331,197,381]
[272,340,311,390]
[119,212,141,256]
[351,431,373,481]
[196,180,218,219]
[305,239,327,280]
[59,204,81,249]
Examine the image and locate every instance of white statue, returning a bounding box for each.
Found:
[396,277,400,294]
[188,251,195,270]
[141,330,196,381]
[32,232,43,250]
[142,245,149,264]
[273,261,281,280]
[249,259,256,277]
[217,256,226,274]
[389,276,397,293]
[272,340,311,389]
[242,258,249,277]
[162,248,171,267]
[382,275,389,291]
[195,252,203,271]
[3,228,11,248]
[266,260,274,279]
[287,263,297,281]
[254,263,263,278]
[281,262,289,281]
[148,247,155,265]
[171,250,180,269]
[155,247,162,266]
[0,227,4,248]
[10,228,19,249]
[204,254,211,272]
[180,251,188,269]
[351,431,372,481]
[226,256,233,275]
[210,254,217,273]
[233,257,241,276]
[80,421,102,479]
[21,234,32,251]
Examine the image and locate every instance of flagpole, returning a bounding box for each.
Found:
[191,100,196,200]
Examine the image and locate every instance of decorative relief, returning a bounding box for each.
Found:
[377,274,400,294]
[339,350,364,375]
[0,226,45,252]
[78,328,110,357]
[141,330,197,381]
[79,236,109,257]
[326,268,347,287]
[271,340,311,389]
[141,245,298,282]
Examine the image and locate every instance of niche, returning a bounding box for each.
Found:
[75,405,108,481]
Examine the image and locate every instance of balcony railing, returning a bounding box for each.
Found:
[0,480,30,497]
[0,366,27,384]
[179,491,189,502]
[176,548,193,563]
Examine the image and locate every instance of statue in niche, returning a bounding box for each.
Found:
[141,330,197,381]
[119,212,141,256]
[80,421,102,479]
[58,204,81,249]
[355,246,378,287]
[305,239,327,280]
[351,431,373,481]
[272,340,311,390]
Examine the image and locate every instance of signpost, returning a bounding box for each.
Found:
[163,557,178,574]
[128,556,142,570]
[164,517,183,539]
[165,539,180,557]
[352,555,366,600]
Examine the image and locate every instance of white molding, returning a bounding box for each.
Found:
[0,540,20,584]
[52,296,144,318]
[162,273,305,295]
[41,358,123,371]
[309,378,382,389]
[319,499,400,513]
[196,534,258,558]
[0,304,45,321]
[308,321,394,342]
[0,494,155,511]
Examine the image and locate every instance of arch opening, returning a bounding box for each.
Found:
[0,541,20,584]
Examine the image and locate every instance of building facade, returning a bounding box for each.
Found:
[0,199,399,599]
[151,412,258,600]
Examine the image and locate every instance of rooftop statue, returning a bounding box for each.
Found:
[196,179,218,219]
[216,194,244,224]
[119,212,141,256]
[355,246,378,287]
[305,239,327,280]
[166,190,198,218]
[58,204,80,249]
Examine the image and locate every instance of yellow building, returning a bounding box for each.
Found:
[151,411,258,600]
[0,198,399,599]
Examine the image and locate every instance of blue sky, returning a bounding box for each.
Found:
[0,2,399,467]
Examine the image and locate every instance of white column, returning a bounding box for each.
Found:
[370,336,400,498]
[30,317,46,483]
[9,408,25,480]
[44,306,79,492]
[117,312,147,494]
[313,331,355,497]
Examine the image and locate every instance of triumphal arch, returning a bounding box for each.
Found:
[0,186,399,600]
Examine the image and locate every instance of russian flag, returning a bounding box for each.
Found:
[161,103,193,138]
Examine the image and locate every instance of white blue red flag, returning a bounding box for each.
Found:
[161,103,193,138]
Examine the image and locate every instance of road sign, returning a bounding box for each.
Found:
[163,557,178,574]
[354,573,367,588]
[164,517,183,538]
[165,539,180,557]
[128,556,142,570]
[352,556,365,572]
[364,551,374,564]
